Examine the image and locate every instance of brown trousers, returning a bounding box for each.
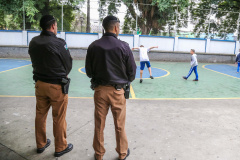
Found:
[35,80,68,152]
[93,86,128,160]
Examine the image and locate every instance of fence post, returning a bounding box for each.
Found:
[98,33,102,39]
[60,32,65,40]
[235,41,239,55]
[133,35,139,47]
[22,30,27,46]
[174,37,178,52]
[205,39,211,53]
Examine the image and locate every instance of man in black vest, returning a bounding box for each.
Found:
[85,15,137,160]
[29,15,73,157]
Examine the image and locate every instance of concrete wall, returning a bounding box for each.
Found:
[118,35,134,49]
[65,32,98,48]
[0,46,236,63]
[209,40,236,55]
[177,38,206,53]
[0,30,239,55]
[0,31,23,46]
[139,36,175,51]
[27,31,61,45]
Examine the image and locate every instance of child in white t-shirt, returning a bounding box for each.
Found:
[132,45,158,83]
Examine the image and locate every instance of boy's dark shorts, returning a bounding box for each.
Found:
[140,61,151,70]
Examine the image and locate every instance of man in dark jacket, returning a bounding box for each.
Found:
[85,15,137,160]
[29,15,73,157]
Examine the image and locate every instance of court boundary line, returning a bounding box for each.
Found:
[77,66,170,99]
[202,64,240,80]
[78,67,86,75]
[1,95,240,100]
[78,66,171,79]
[130,85,136,99]
[134,66,171,79]
[0,64,31,74]
[78,67,137,99]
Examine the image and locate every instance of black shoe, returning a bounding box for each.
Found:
[54,143,73,157]
[150,76,154,79]
[119,148,130,160]
[37,139,51,153]
[193,79,199,81]
[182,76,187,80]
[140,79,143,83]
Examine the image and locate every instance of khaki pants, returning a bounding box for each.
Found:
[93,86,128,160]
[35,80,68,152]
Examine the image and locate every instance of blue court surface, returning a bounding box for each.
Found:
[80,66,169,79]
[204,64,240,79]
[0,59,32,72]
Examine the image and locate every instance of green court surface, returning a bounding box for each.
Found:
[0,59,239,99]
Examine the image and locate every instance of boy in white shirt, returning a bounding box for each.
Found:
[132,45,158,83]
[183,49,199,81]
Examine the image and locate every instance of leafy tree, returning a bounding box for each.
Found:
[0,0,38,30]
[98,0,122,21]
[0,0,84,31]
[190,0,240,39]
[99,0,189,35]
[122,10,137,34]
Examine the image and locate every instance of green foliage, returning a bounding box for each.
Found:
[122,10,137,34]
[122,0,189,35]
[98,0,122,21]
[0,0,38,29]
[190,0,240,39]
[0,0,84,31]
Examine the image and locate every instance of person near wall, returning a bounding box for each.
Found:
[183,49,199,81]
[85,15,137,160]
[235,50,240,73]
[132,45,158,83]
[28,15,73,157]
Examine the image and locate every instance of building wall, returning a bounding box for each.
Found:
[139,36,175,52]
[0,30,239,55]
[0,46,236,64]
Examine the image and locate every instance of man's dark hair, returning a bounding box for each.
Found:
[140,45,144,47]
[191,49,195,53]
[102,15,120,32]
[40,15,56,30]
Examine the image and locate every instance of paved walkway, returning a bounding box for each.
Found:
[1,97,240,160]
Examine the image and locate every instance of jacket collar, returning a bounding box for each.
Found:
[103,32,118,39]
[40,30,56,37]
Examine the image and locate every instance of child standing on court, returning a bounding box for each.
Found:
[132,45,158,83]
[235,50,240,73]
[183,49,199,81]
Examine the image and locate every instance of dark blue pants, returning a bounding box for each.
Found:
[186,66,198,80]
[237,62,240,72]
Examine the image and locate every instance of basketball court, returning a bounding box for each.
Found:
[0,59,240,160]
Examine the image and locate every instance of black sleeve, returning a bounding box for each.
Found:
[85,45,92,78]
[59,42,73,75]
[125,45,137,82]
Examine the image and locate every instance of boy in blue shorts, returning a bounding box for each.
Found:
[132,45,158,83]
[183,49,199,81]
[235,50,240,73]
